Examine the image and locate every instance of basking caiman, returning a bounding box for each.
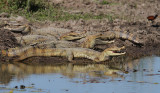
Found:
[16,35,57,46]
[16,34,114,48]
[1,46,125,62]
[4,24,31,34]
[100,31,142,45]
[61,30,143,45]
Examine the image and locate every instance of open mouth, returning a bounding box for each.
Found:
[99,38,114,41]
[112,50,125,53]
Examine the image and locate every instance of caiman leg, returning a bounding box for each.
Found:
[81,34,114,48]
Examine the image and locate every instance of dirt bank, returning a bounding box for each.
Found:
[0,20,160,64]
[0,29,20,63]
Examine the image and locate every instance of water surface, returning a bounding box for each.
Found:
[0,56,160,93]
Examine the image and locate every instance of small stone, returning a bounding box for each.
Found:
[14,86,18,89]
[20,85,25,89]
[133,69,138,72]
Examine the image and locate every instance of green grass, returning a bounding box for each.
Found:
[0,0,115,22]
[99,0,119,6]
[100,0,110,5]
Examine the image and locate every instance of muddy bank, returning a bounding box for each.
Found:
[0,18,160,64]
[0,20,160,64]
[0,29,20,63]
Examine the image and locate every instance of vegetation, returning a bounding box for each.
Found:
[100,0,110,5]
[0,0,114,21]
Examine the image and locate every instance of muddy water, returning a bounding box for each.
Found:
[0,56,160,93]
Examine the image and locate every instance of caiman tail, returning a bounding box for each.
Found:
[11,47,66,62]
[0,46,37,59]
[101,31,143,45]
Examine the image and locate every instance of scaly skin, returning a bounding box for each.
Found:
[16,35,57,46]
[100,31,142,44]
[31,27,87,41]
[81,33,114,48]
[15,35,113,49]
[4,24,31,34]
[60,30,143,45]
[16,30,87,47]
[14,30,142,49]
[60,30,142,48]
[1,46,125,62]
[16,33,114,49]
[18,30,139,48]
[31,27,71,38]
[29,40,80,48]
[60,30,87,41]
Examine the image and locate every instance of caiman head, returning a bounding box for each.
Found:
[95,46,125,62]
[60,30,87,41]
[103,46,126,56]
[22,24,31,35]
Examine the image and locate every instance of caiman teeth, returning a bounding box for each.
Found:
[112,50,124,53]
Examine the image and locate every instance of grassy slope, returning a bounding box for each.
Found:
[0,0,114,21]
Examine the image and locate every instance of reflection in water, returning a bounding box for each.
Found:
[0,62,126,85]
[0,64,14,85]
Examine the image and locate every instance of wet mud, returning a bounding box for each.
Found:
[0,29,20,63]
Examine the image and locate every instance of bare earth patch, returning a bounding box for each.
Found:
[50,0,160,22]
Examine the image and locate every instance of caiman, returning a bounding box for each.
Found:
[1,46,125,62]
[20,40,80,48]
[15,35,57,46]
[60,30,87,41]
[4,24,31,34]
[60,30,143,45]
[60,30,143,48]
[16,30,142,49]
[31,27,71,37]
[1,15,31,34]
[16,34,113,48]
[100,31,142,45]
[31,27,87,40]
[16,30,88,46]
[81,33,115,48]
